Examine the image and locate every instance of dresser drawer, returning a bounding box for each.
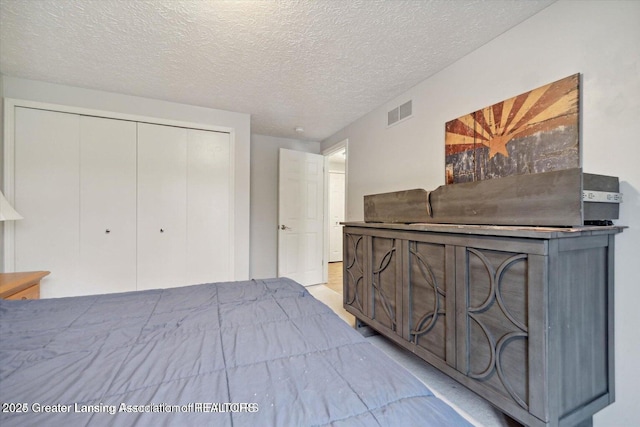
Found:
[5,284,40,300]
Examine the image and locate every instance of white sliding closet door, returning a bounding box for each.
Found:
[79,116,137,295]
[137,124,232,289]
[14,107,80,298]
[10,104,234,296]
[187,129,231,284]
[137,123,188,290]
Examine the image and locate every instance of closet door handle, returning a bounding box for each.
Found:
[105,229,111,234]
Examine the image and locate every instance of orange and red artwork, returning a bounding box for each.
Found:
[445,73,580,184]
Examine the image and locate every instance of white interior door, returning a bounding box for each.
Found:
[79,116,137,295]
[329,172,345,262]
[278,148,324,286]
[137,123,188,290]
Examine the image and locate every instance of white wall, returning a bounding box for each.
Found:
[250,134,320,279]
[0,74,4,271]
[322,1,640,426]
[1,76,251,280]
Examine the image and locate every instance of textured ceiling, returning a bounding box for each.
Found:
[0,0,555,141]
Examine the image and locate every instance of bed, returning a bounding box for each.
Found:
[0,277,471,426]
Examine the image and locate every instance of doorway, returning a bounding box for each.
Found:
[323,140,347,285]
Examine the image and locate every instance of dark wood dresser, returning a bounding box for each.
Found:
[343,222,623,427]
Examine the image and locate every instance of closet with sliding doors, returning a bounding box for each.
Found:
[7,105,233,298]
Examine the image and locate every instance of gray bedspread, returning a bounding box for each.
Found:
[0,277,471,426]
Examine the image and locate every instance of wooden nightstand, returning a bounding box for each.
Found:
[0,271,50,300]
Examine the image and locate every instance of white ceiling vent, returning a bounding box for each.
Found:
[387,100,413,127]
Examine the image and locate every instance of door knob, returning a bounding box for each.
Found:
[105,229,111,234]
[160,228,165,233]
[280,225,291,230]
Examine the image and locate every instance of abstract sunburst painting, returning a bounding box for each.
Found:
[445,73,580,184]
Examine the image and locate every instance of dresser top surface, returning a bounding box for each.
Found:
[0,271,50,298]
[342,222,625,239]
